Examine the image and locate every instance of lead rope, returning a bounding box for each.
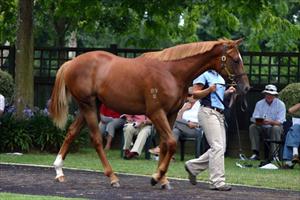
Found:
[220,46,249,162]
[214,85,248,161]
[233,102,248,161]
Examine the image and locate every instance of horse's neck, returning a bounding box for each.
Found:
[168,45,222,84]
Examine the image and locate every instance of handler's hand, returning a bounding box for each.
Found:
[188,121,199,129]
[181,102,192,111]
[209,84,217,93]
[227,86,236,94]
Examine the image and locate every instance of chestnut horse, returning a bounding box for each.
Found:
[49,38,250,189]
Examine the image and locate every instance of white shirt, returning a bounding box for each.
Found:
[292,117,300,125]
[0,94,5,112]
[182,101,200,123]
[251,98,286,127]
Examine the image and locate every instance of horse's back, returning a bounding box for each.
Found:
[62,50,182,115]
[62,51,144,102]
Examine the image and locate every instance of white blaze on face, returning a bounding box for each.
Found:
[53,154,64,178]
[238,52,243,63]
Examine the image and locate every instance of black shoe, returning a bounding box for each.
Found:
[292,155,300,164]
[184,163,197,185]
[209,184,232,191]
[123,149,130,159]
[281,164,294,169]
[125,151,138,160]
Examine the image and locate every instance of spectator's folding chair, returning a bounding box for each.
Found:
[264,119,292,167]
[178,128,205,161]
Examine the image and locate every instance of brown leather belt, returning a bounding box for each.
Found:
[202,105,224,114]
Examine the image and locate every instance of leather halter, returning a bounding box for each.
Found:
[220,45,249,112]
[220,45,247,86]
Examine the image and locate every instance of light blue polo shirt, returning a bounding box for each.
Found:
[193,70,226,110]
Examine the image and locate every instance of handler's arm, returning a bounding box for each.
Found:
[192,83,216,99]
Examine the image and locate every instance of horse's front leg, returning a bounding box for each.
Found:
[54,114,85,182]
[81,106,120,187]
[149,111,177,189]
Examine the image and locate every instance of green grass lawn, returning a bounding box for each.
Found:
[1,147,299,191]
[0,193,86,200]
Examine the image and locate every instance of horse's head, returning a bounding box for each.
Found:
[216,39,250,95]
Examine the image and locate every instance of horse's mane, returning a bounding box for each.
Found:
[141,38,234,61]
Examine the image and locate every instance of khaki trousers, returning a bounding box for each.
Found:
[123,123,151,155]
[186,106,226,188]
[249,123,283,155]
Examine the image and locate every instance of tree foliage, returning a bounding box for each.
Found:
[1,0,299,50]
[0,0,17,44]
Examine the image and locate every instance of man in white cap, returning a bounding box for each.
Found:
[249,84,286,160]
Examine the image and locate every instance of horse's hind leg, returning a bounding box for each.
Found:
[80,103,119,187]
[54,114,85,182]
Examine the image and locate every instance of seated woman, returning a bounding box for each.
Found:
[149,87,202,155]
[282,103,300,169]
[0,93,5,118]
[99,104,126,150]
[122,115,152,159]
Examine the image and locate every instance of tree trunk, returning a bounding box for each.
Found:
[15,0,34,118]
[54,17,68,65]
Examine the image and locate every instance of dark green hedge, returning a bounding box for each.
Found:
[0,111,89,153]
[0,69,14,103]
[278,83,300,117]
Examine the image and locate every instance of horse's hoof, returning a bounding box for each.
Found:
[55,176,65,182]
[111,181,120,188]
[161,183,173,190]
[150,177,158,186]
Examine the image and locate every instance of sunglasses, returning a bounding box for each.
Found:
[265,88,276,92]
[187,94,193,97]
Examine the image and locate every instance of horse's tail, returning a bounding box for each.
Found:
[49,61,71,129]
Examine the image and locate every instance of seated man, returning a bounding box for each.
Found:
[123,114,152,159]
[99,104,125,150]
[149,87,202,155]
[282,103,300,169]
[249,84,286,160]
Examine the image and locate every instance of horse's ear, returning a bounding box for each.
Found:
[235,38,243,46]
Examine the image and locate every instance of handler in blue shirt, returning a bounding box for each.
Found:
[185,70,235,191]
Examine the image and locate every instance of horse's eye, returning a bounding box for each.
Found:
[233,59,240,64]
